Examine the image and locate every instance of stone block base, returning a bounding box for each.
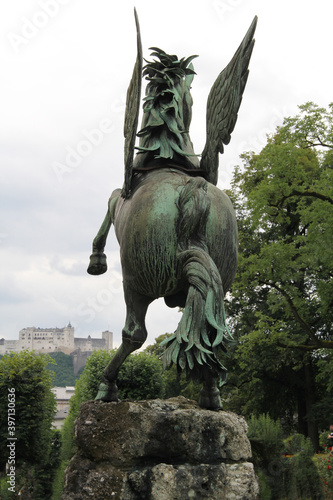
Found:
[62,396,259,499]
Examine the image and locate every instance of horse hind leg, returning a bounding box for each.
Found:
[199,376,223,411]
[95,285,152,402]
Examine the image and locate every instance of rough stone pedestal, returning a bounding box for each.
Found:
[62,396,259,499]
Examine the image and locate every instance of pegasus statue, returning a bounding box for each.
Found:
[87,9,257,409]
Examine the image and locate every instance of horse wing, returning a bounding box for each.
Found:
[200,16,257,186]
[121,8,143,199]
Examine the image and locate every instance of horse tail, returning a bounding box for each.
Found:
[162,177,234,385]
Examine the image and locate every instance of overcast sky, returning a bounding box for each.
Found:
[1,0,332,347]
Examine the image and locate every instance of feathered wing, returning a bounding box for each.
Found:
[121,8,143,198]
[200,16,257,185]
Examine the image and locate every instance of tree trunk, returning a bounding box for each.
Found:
[304,360,319,452]
[297,389,307,436]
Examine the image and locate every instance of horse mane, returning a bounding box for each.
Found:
[133,48,201,171]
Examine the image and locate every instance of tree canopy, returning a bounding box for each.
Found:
[0,351,56,467]
[224,102,333,449]
[0,351,60,498]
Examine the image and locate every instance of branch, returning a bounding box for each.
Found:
[259,280,323,348]
[276,340,333,351]
[302,134,333,150]
[278,189,333,207]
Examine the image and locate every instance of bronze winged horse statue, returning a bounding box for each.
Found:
[88,10,257,409]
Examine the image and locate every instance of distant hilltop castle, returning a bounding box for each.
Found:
[0,323,113,374]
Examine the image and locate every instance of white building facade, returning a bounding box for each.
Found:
[0,323,113,356]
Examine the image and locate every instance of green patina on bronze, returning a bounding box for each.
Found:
[88,9,257,409]
[134,48,199,169]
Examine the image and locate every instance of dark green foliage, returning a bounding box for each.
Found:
[225,102,333,449]
[33,429,62,499]
[0,351,60,499]
[49,414,76,500]
[248,414,284,467]
[312,453,333,497]
[247,414,285,499]
[46,352,78,386]
[0,351,56,468]
[283,433,310,455]
[117,351,166,400]
[247,414,324,499]
[282,441,324,500]
[72,349,166,405]
[50,459,69,500]
[256,469,272,500]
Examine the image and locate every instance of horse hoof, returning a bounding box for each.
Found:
[87,253,107,275]
[95,382,119,402]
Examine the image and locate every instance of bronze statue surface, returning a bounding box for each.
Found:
[88,10,257,409]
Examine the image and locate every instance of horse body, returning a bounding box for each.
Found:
[89,166,237,408]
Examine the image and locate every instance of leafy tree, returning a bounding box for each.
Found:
[0,351,56,467]
[225,102,333,450]
[0,351,59,498]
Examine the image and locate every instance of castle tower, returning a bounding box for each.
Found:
[102,330,113,350]
[63,322,75,350]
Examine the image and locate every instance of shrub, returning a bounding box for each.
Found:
[283,433,309,455]
[313,452,333,498]
[247,415,325,499]
[71,349,166,408]
[283,438,324,500]
[247,413,284,467]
